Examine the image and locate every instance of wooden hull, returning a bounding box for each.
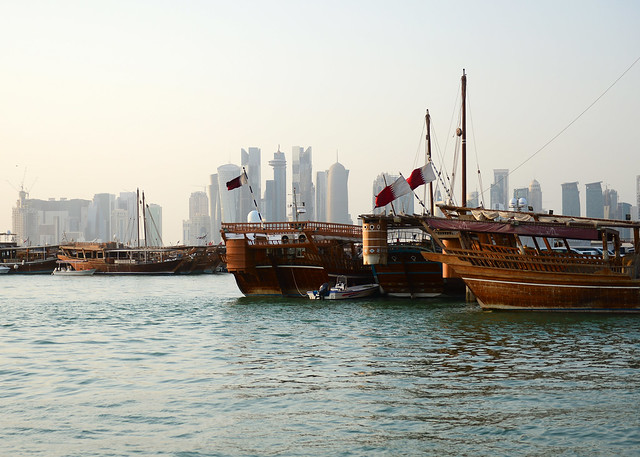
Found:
[230,264,373,297]
[175,247,223,274]
[424,252,640,312]
[3,258,58,274]
[57,255,184,274]
[221,221,373,297]
[371,247,444,298]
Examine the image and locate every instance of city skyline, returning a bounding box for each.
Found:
[2,1,639,242]
[9,151,640,246]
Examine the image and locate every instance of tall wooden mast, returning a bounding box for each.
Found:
[136,188,140,248]
[461,69,467,207]
[426,109,434,215]
[142,191,148,248]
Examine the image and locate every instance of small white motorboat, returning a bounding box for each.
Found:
[307,276,379,300]
[52,264,96,276]
[0,265,10,274]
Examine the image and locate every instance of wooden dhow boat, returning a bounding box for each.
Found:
[1,234,59,274]
[57,242,187,274]
[221,220,374,297]
[420,205,640,312]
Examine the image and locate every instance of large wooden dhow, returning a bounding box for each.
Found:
[421,205,640,312]
[57,242,187,274]
[220,221,373,296]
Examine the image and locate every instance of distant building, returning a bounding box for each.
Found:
[585,182,604,219]
[10,188,162,246]
[466,191,480,209]
[112,191,137,244]
[372,173,414,215]
[266,148,287,222]
[561,182,580,217]
[490,169,509,210]
[315,170,328,222]
[603,188,618,220]
[528,179,542,212]
[183,191,211,246]
[209,174,222,244]
[240,147,261,220]
[291,146,314,220]
[87,193,114,242]
[217,164,243,223]
[513,187,529,209]
[11,188,36,245]
[264,180,275,222]
[146,203,163,246]
[327,161,350,224]
[636,175,640,212]
[619,202,632,240]
[11,188,90,246]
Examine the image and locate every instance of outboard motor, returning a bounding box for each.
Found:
[318,282,330,300]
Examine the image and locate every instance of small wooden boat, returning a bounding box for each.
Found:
[307,276,379,300]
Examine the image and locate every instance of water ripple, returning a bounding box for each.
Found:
[1,274,639,456]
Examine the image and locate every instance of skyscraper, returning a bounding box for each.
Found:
[603,188,618,220]
[87,193,115,243]
[217,164,243,223]
[561,182,580,217]
[636,175,640,211]
[183,191,211,246]
[372,173,414,215]
[585,182,604,218]
[209,174,221,244]
[292,146,314,220]
[327,161,349,224]
[315,170,328,222]
[267,148,287,222]
[146,203,163,246]
[240,147,261,219]
[11,188,36,245]
[528,179,542,213]
[490,169,509,210]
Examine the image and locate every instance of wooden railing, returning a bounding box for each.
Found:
[222,221,362,237]
[445,246,634,276]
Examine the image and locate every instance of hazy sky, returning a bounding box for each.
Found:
[2,0,639,243]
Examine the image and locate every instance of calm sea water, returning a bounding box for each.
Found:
[1,274,639,457]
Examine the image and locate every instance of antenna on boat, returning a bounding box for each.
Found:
[243,167,263,224]
[290,187,307,222]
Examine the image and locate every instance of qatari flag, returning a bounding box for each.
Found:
[226,172,248,191]
[406,162,436,190]
[374,176,411,208]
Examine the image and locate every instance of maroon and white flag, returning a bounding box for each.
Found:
[375,176,412,208]
[226,172,248,191]
[406,162,436,190]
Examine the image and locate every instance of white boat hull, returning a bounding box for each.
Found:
[307,284,379,300]
[52,268,97,276]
